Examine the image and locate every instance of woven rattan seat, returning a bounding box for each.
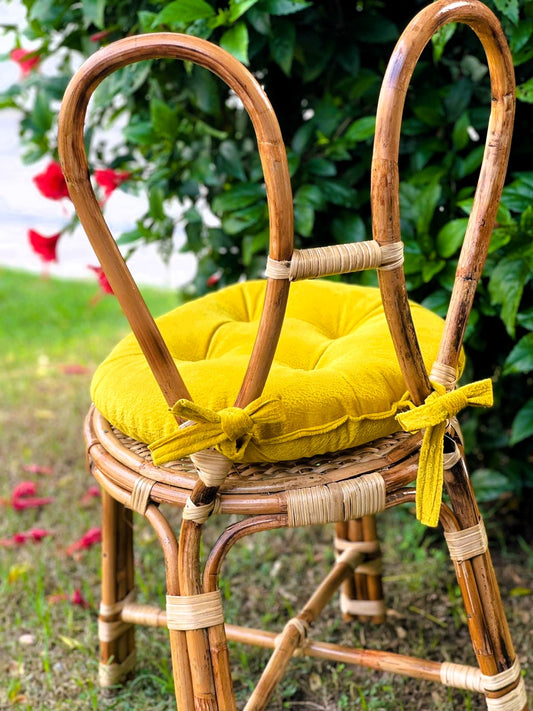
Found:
[58,1,527,709]
[87,406,420,499]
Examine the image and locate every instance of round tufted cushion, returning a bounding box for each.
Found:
[91,280,463,464]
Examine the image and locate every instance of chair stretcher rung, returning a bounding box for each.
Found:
[121,602,485,693]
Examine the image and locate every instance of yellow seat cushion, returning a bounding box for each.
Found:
[91,280,463,465]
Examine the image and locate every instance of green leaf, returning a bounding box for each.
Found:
[492,0,519,25]
[436,218,468,258]
[212,183,265,212]
[416,180,442,236]
[220,22,249,64]
[316,179,357,208]
[452,112,470,151]
[269,19,295,75]
[218,140,247,181]
[228,0,260,22]
[504,333,533,374]
[331,214,366,244]
[516,77,533,103]
[82,0,106,29]
[264,0,312,16]
[155,0,216,27]
[345,116,375,143]
[306,158,336,177]
[489,258,531,337]
[189,67,221,116]
[150,97,177,139]
[294,184,325,210]
[294,202,314,237]
[510,398,533,445]
[116,228,143,246]
[470,468,511,502]
[221,203,265,234]
[432,22,456,63]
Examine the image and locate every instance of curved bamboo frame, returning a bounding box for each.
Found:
[60,2,526,710]
[372,0,515,404]
[58,33,293,412]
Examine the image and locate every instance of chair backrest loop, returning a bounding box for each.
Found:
[58,33,293,412]
[371,0,515,405]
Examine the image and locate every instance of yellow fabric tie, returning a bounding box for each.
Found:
[396,379,493,528]
[149,397,284,464]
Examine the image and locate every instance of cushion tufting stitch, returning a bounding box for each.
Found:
[91,279,462,464]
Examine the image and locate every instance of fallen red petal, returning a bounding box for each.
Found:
[71,589,91,609]
[23,464,53,476]
[12,481,37,500]
[58,364,92,375]
[66,527,102,555]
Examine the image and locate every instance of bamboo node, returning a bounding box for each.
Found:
[98,618,132,643]
[98,650,136,687]
[444,519,488,562]
[482,658,522,692]
[485,677,527,711]
[265,241,403,281]
[340,594,386,617]
[166,590,224,631]
[182,495,221,523]
[286,473,386,527]
[99,589,136,618]
[442,440,462,470]
[334,537,381,555]
[129,475,155,515]
[190,449,233,487]
[274,617,309,656]
[430,361,458,390]
[440,662,484,692]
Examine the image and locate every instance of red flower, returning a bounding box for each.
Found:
[90,30,112,43]
[66,527,102,555]
[80,486,101,506]
[23,464,53,476]
[13,528,53,544]
[206,271,222,287]
[33,161,70,201]
[71,589,91,608]
[11,480,54,510]
[88,265,114,295]
[10,48,40,77]
[95,168,131,199]
[28,230,61,263]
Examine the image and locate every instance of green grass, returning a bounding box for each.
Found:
[0,267,531,710]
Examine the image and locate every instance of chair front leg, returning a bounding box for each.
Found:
[98,487,136,688]
[443,460,528,710]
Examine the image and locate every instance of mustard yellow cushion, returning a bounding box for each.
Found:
[91,280,463,465]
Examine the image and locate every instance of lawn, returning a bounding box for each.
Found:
[0,267,531,710]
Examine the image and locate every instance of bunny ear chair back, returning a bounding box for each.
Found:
[58,2,527,709]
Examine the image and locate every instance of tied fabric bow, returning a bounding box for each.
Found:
[396,379,493,528]
[149,397,284,464]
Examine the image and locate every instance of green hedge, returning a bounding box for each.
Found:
[2,0,532,503]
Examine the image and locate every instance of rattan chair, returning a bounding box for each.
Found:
[58,1,527,709]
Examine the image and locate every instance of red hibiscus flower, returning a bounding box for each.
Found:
[33,161,70,201]
[10,48,40,77]
[28,230,61,263]
[94,168,131,200]
[88,265,114,295]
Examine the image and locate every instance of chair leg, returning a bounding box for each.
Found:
[98,488,136,689]
[334,515,386,623]
[443,460,528,710]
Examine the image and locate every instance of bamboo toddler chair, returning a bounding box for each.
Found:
[58,1,528,709]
